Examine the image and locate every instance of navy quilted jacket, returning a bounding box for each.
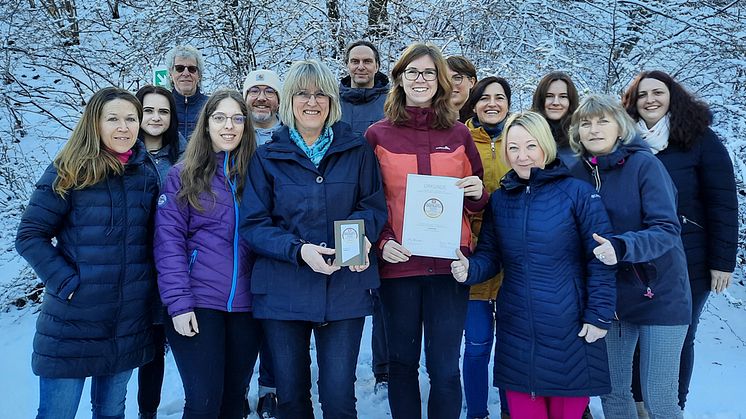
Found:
[16,141,159,378]
[172,88,209,141]
[466,161,616,397]
[653,128,738,293]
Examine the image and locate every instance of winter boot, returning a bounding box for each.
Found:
[257,392,278,419]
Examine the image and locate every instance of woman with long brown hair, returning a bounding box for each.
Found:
[154,89,261,419]
[365,43,488,419]
[531,71,580,168]
[16,87,160,419]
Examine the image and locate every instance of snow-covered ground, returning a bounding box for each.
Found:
[1,282,744,418]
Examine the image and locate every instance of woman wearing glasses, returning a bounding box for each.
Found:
[365,43,488,419]
[154,89,261,418]
[239,59,387,419]
[461,76,513,419]
[446,55,477,121]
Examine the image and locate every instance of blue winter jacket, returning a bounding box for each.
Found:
[154,152,254,317]
[339,72,389,139]
[239,122,388,322]
[15,141,159,378]
[653,128,738,293]
[466,161,616,397]
[571,137,692,325]
[144,134,187,188]
[172,88,209,141]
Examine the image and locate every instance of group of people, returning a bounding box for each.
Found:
[15,39,737,419]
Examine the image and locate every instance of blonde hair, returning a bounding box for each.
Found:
[384,43,458,129]
[278,59,341,131]
[502,111,557,167]
[569,94,637,155]
[53,87,142,196]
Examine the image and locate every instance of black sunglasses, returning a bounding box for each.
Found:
[174,65,198,74]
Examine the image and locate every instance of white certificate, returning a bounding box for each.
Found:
[402,174,464,259]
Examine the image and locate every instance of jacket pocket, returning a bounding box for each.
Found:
[619,261,658,299]
[680,214,704,230]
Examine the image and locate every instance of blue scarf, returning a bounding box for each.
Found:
[289,126,334,168]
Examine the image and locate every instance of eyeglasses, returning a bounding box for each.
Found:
[403,69,437,81]
[451,74,465,85]
[210,113,246,125]
[174,65,199,74]
[294,91,330,103]
[247,87,277,98]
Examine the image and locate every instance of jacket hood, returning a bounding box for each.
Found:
[399,106,437,131]
[339,72,390,105]
[501,159,569,191]
[590,136,651,170]
[264,122,364,158]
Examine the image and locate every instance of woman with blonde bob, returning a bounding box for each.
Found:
[16,87,160,419]
[451,111,616,419]
[365,43,488,419]
[568,95,691,419]
[240,59,387,419]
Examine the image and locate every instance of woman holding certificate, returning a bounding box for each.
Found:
[450,111,617,419]
[365,42,488,419]
[239,59,387,419]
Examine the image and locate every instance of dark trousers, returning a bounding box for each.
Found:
[137,324,166,414]
[371,289,389,377]
[166,308,261,419]
[379,274,469,419]
[632,288,709,409]
[258,337,276,390]
[262,318,365,419]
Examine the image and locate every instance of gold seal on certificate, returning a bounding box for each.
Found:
[334,219,366,266]
[402,174,464,259]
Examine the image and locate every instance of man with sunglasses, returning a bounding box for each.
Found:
[243,70,283,146]
[165,45,209,141]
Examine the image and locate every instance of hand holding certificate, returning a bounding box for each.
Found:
[401,174,464,259]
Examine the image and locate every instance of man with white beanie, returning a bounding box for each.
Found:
[243,69,283,146]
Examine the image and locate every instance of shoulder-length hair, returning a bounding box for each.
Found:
[502,111,557,167]
[531,71,579,147]
[622,70,711,150]
[464,76,512,122]
[278,59,341,131]
[135,85,180,164]
[569,95,637,155]
[177,89,256,211]
[384,43,458,129]
[53,87,142,196]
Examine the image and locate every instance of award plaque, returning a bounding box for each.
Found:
[334,219,366,266]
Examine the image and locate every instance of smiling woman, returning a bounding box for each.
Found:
[15,87,160,419]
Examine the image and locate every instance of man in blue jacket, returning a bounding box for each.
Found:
[339,40,390,393]
[166,45,209,141]
[339,40,390,139]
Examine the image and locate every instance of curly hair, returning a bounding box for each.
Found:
[622,70,711,150]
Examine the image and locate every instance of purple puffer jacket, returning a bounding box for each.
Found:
[154,151,253,317]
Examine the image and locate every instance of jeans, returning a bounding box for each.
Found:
[137,324,166,414]
[601,320,687,419]
[258,330,276,397]
[463,300,494,418]
[371,288,389,378]
[379,274,469,419]
[262,317,365,419]
[631,289,709,409]
[166,308,261,419]
[37,369,133,419]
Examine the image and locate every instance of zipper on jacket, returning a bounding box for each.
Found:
[490,139,496,159]
[591,164,601,192]
[224,155,240,313]
[188,249,198,273]
[681,215,704,229]
[114,175,127,366]
[632,265,654,299]
[522,184,537,395]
